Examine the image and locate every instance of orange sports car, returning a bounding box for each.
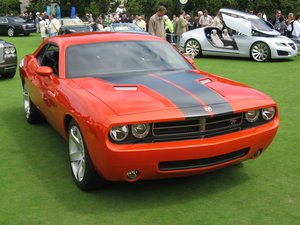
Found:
[19,33,279,190]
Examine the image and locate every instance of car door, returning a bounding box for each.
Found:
[30,43,63,127]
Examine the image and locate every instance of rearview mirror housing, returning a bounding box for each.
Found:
[36,66,53,77]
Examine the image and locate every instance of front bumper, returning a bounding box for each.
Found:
[0,56,17,75]
[271,42,298,59]
[88,116,279,182]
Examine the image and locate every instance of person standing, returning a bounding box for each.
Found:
[213,11,223,30]
[199,10,213,27]
[148,5,167,39]
[35,12,42,32]
[269,10,287,35]
[176,10,188,48]
[39,18,48,41]
[136,15,147,31]
[49,15,60,37]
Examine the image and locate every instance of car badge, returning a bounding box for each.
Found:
[203,106,213,113]
[230,119,237,125]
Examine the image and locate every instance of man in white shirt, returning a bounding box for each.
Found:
[291,15,300,38]
[199,10,213,27]
[49,15,60,37]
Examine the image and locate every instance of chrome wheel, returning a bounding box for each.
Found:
[185,39,201,57]
[69,125,86,182]
[23,84,30,119]
[251,42,270,62]
[7,28,15,37]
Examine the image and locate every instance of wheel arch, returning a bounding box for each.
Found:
[249,41,271,61]
[184,38,202,57]
[64,114,74,137]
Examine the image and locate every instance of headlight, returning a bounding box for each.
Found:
[9,47,15,54]
[261,107,276,121]
[109,125,129,142]
[131,124,150,139]
[4,47,10,54]
[245,110,260,122]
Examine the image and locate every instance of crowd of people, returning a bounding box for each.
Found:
[83,7,300,45]
[22,5,300,44]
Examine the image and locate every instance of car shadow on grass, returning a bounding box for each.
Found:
[2,106,251,214]
[199,55,295,63]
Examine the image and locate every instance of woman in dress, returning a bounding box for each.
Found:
[39,18,48,41]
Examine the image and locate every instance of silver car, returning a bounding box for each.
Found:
[180,8,298,62]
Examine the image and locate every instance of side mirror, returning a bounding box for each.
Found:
[36,66,53,77]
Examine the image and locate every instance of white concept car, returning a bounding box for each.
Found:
[180,8,298,62]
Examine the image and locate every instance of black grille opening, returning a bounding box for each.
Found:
[159,147,250,171]
[152,113,243,138]
[277,50,289,56]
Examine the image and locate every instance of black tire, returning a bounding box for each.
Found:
[7,27,15,37]
[4,72,16,79]
[23,83,44,124]
[250,42,271,62]
[68,119,105,190]
[185,39,202,58]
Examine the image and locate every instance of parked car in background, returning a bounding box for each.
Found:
[109,23,148,34]
[19,33,279,190]
[58,18,93,34]
[0,16,36,37]
[180,8,298,62]
[0,39,17,78]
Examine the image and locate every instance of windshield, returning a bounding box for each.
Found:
[66,40,192,78]
[112,24,143,32]
[249,18,273,31]
[61,18,84,26]
[13,17,26,23]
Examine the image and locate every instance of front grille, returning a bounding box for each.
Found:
[288,43,296,50]
[153,113,243,138]
[159,147,250,171]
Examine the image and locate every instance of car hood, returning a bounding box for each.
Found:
[72,70,268,117]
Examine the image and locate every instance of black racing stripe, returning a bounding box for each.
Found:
[156,70,234,115]
[98,74,210,117]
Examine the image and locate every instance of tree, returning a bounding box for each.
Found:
[0,0,20,16]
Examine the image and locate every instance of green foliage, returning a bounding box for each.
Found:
[125,0,143,16]
[5,0,300,19]
[0,0,20,16]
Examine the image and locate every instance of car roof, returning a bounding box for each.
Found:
[46,32,163,49]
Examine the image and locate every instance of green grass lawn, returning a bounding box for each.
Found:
[0,33,300,225]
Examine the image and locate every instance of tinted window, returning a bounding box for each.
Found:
[0,18,8,23]
[37,44,59,76]
[13,17,26,23]
[66,40,192,78]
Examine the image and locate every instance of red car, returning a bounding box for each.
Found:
[19,33,279,190]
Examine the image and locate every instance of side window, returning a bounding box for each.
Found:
[36,45,48,65]
[37,44,60,76]
[0,18,8,23]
